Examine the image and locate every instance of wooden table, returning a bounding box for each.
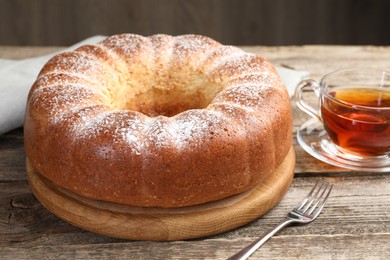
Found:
[1,46,389,259]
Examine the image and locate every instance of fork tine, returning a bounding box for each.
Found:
[301,181,326,213]
[306,182,331,215]
[310,183,333,216]
[296,180,322,211]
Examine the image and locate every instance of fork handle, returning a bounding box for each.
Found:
[227,218,295,260]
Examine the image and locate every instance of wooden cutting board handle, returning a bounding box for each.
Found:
[26,147,295,241]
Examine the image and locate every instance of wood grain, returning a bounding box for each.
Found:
[0,46,389,259]
[0,0,390,46]
[1,173,389,258]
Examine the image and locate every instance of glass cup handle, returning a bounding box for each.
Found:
[294,79,322,122]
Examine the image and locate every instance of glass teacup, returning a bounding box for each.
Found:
[295,68,390,171]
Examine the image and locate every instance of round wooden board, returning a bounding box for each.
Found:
[26,147,295,241]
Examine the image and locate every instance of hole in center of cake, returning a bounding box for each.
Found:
[118,85,219,117]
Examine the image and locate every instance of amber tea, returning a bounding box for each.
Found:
[321,87,390,155]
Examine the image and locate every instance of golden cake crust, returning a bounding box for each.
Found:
[24,34,292,208]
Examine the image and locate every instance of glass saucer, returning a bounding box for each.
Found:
[297,118,390,172]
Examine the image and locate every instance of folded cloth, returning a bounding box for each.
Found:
[0,36,308,135]
[275,66,309,97]
[0,36,106,135]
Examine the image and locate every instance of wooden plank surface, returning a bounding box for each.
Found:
[1,45,390,259]
[1,0,390,46]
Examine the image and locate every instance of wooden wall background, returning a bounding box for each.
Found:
[0,0,389,46]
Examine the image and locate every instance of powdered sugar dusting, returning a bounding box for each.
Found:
[102,34,152,62]
[41,52,102,76]
[151,110,224,151]
[29,84,105,124]
[29,34,283,145]
[202,45,246,74]
[36,71,90,87]
[106,34,146,49]
[173,35,220,59]
[209,53,266,81]
[214,84,267,108]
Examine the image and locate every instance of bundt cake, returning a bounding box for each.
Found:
[24,34,292,208]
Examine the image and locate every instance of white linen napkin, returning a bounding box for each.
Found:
[275,66,309,97]
[0,36,106,135]
[0,36,308,135]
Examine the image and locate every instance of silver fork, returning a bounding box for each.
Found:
[228,180,333,260]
